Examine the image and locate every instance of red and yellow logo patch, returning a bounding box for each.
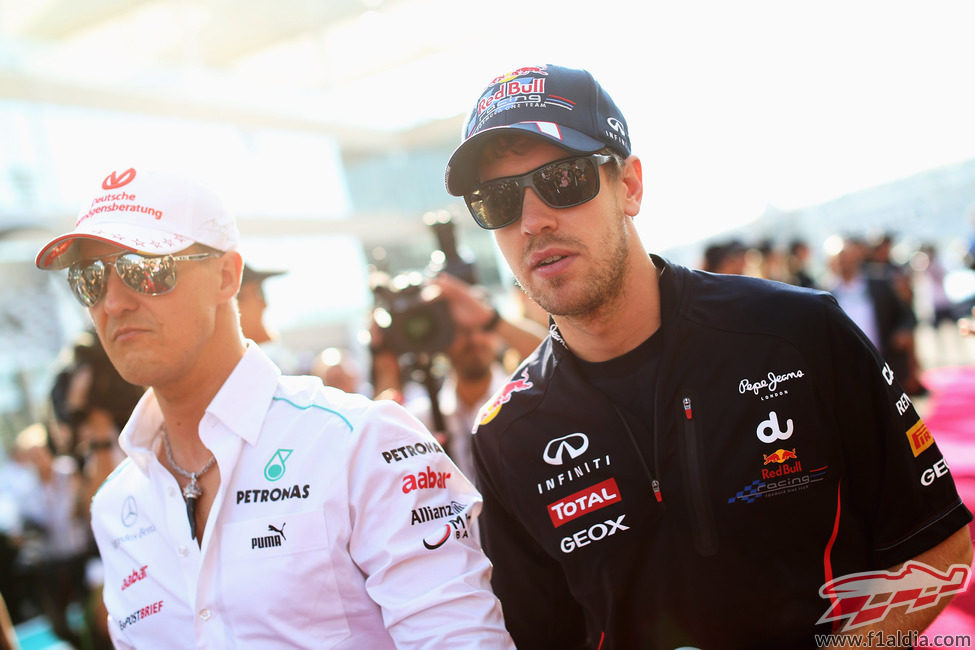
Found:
[906,419,934,457]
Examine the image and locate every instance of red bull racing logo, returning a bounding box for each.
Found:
[477,77,547,116]
[763,448,798,465]
[818,561,970,631]
[729,466,828,504]
[477,368,533,427]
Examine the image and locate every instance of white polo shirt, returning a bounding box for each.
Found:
[90,344,513,649]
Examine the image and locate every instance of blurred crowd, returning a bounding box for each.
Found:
[2,223,975,648]
[1,332,143,649]
[698,231,975,394]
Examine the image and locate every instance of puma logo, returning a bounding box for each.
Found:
[267,523,286,540]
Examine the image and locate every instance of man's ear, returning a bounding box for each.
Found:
[620,155,643,218]
[217,251,244,302]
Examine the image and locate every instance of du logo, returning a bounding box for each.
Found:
[264,449,293,481]
[756,411,794,444]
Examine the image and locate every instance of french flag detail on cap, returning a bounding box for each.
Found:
[545,95,576,110]
[525,121,563,141]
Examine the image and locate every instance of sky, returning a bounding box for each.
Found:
[5,0,975,255]
[424,0,975,251]
[186,0,975,252]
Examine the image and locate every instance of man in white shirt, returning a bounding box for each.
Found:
[35,167,513,649]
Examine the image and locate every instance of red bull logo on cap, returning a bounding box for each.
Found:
[477,78,547,117]
[477,367,533,427]
[489,67,548,85]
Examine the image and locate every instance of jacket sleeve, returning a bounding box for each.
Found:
[345,400,514,650]
[473,430,590,649]
[822,295,971,568]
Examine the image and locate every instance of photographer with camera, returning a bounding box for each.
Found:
[370,219,545,485]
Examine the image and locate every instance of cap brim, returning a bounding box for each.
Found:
[444,123,606,197]
[241,268,287,284]
[35,220,194,270]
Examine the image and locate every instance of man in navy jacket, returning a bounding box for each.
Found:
[444,63,973,649]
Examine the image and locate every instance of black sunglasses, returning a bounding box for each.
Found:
[67,252,218,308]
[465,153,615,230]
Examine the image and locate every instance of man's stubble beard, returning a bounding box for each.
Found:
[521,220,630,319]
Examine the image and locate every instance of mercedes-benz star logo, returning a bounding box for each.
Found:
[121,496,138,527]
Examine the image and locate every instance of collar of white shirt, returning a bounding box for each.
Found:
[118,343,282,475]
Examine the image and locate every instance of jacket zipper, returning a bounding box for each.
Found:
[681,395,718,556]
[612,405,663,504]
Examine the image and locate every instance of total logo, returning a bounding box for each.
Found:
[543,433,589,466]
[559,514,629,554]
[755,411,794,444]
[402,466,451,493]
[547,478,621,528]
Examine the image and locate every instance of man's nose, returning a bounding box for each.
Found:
[99,265,138,314]
[519,188,559,235]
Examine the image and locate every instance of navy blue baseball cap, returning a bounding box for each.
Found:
[445,64,631,197]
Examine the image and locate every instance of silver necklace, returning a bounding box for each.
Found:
[162,427,216,540]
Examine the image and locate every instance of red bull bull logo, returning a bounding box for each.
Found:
[477,368,533,427]
[489,66,548,85]
[763,448,798,465]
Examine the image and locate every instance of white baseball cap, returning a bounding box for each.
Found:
[35,167,239,270]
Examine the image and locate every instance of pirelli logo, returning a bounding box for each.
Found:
[906,419,934,457]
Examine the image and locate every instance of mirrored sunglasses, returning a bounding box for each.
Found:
[67,252,218,307]
[465,153,615,230]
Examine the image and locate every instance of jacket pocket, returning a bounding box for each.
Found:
[680,394,718,556]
